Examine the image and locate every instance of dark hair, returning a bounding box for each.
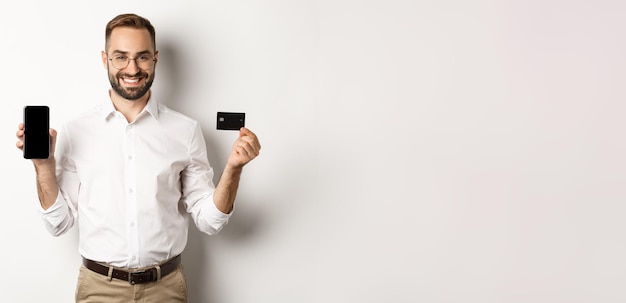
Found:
[105,13,156,51]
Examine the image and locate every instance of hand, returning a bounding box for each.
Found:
[227,127,261,169]
[16,123,57,165]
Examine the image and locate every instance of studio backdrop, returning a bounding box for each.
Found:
[2,1,626,302]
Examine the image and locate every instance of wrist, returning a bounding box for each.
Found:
[33,159,56,173]
[224,163,244,175]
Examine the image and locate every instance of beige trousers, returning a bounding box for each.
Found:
[75,264,188,303]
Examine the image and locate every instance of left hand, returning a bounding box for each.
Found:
[227,127,261,169]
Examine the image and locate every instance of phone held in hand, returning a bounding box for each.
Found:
[23,105,50,159]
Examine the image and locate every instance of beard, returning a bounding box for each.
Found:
[108,69,155,100]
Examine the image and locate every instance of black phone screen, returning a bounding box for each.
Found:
[23,105,50,159]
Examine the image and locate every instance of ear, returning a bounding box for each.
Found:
[101,51,108,69]
[154,50,159,66]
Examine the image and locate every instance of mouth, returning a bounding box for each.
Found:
[120,76,144,87]
[109,70,153,100]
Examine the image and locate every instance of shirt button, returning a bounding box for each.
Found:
[128,155,133,160]
[129,188,134,194]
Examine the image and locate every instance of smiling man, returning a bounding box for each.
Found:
[15,13,261,303]
[104,17,158,120]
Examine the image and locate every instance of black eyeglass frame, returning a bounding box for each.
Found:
[107,54,156,70]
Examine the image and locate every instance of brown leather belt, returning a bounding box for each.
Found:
[82,255,181,285]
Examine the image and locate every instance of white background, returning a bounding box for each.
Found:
[1,1,625,302]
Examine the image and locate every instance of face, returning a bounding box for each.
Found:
[102,27,158,101]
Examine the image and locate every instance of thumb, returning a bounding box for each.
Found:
[49,128,58,154]
[239,127,249,137]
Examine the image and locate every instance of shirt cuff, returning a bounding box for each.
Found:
[39,189,69,228]
[198,196,232,234]
[208,197,233,218]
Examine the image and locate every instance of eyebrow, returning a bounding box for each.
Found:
[110,50,153,56]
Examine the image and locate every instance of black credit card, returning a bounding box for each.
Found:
[217,112,245,130]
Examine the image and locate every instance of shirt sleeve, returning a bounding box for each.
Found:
[180,122,232,235]
[39,124,79,237]
[39,189,76,236]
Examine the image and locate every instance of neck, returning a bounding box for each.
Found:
[109,90,150,123]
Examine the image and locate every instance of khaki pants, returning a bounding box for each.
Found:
[75,264,188,303]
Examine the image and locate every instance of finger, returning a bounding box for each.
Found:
[238,129,261,151]
[239,127,258,139]
[239,135,256,146]
[242,137,261,154]
[16,124,25,150]
[236,140,259,159]
[49,128,57,154]
[233,141,252,158]
[16,123,25,139]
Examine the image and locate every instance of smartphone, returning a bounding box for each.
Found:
[216,112,245,130]
[23,105,50,159]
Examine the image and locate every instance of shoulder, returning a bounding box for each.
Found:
[63,104,106,129]
[156,103,201,128]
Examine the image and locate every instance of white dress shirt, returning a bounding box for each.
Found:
[40,96,231,268]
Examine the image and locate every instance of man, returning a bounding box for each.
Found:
[15,13,261,302]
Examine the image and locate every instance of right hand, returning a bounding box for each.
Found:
[16,123,57,165]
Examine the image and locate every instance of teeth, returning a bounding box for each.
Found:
[123,78,139,83]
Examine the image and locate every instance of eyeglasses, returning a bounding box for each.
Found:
[108,54,156,70]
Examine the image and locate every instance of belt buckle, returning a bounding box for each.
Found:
[128,269,155,285]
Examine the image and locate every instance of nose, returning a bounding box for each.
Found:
[124,58,141,73]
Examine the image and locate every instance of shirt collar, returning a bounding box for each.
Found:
[143,96,160,120]
[98,91,161,121]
